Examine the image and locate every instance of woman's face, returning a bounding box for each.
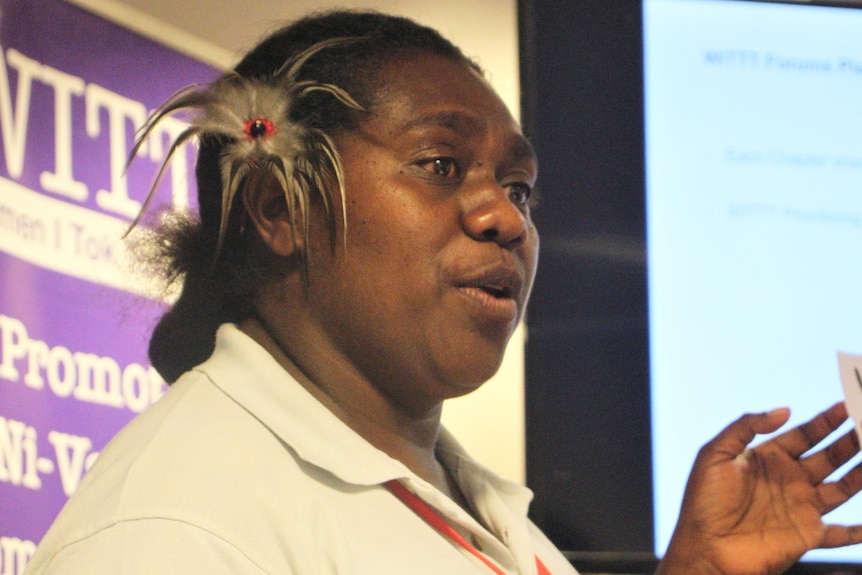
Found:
[299,52,539,414]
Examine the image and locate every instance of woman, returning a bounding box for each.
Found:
[24,10,862,575]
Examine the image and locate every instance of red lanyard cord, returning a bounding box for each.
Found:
[384,479,551,575]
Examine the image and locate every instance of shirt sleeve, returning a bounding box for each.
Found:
[32,518,274,575]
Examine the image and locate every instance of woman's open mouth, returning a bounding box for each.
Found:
[454,267,522,322]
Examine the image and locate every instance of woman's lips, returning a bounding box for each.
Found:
[453,266,523,322]
[457,286,518,321]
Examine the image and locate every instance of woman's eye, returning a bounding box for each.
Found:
[508,183,533,206]
[426,157,458,178]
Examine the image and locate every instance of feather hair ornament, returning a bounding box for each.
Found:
[125,37,366,278]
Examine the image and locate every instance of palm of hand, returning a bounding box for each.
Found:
[661,404,862,575]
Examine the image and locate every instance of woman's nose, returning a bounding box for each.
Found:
[462,186,528,248]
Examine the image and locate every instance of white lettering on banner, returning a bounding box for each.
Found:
[145,114,193,211]
[0,315,167,413]
[48,430,97,496]
[0,49,40,180]
[0,45,194,294]
[37,64,87,202]
[0,417,99,496]
[0,536,35,575]
[85,83,148,218]
[0,419,98,497]
[0,176,175,298]
[0,417,41,490]
[0,202,45,245]
[0,44,193,218]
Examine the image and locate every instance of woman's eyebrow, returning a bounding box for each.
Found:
[401,110,485,135]
[509,134,538,167]
[402,111,538,165]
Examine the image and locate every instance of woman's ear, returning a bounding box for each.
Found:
[242,169,300,257]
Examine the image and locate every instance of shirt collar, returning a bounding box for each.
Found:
[196,323,412,486]
[436,428,534,519]
[196,323,535,515]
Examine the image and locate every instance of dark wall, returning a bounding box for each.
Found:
[518,0,655,563]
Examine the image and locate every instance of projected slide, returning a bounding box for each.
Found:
[644,0,862,563]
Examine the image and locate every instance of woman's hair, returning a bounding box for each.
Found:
[146,11,480,383]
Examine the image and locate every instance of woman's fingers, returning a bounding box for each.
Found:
[801,428,860,485]
[771,402,848,459]
[819,523,862,549]
[817,460,862,515]
[704,407,791,460]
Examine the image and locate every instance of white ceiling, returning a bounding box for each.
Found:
[101,0,426,62]
[73,0,519,68]
[70,0,522,116]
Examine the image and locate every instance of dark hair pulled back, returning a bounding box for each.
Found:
[146,10,478,383]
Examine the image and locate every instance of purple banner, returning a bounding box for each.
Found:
[0,0,217,569]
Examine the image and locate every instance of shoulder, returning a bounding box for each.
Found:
[25,517,273,575]
[26,369,317,574]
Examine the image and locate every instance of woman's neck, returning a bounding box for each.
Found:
[239,316,448,490]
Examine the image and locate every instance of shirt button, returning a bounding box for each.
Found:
[471,534,483,551]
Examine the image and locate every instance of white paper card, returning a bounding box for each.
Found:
[836,351,862,444]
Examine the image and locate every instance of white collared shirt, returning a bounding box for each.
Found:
[24,324,577,575]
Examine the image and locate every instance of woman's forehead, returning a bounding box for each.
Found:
[367,53,522,136]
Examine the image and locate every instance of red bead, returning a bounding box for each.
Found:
[244,118,275,139]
